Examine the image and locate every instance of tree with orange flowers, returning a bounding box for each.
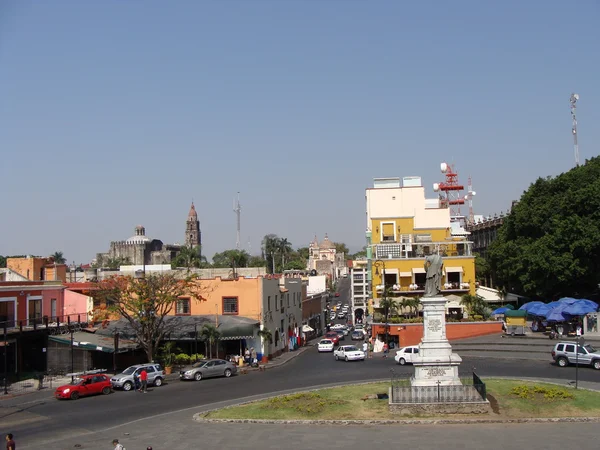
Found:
[93,273,206,362]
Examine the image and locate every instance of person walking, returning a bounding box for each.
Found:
[139,368,148,393]
[112,439,124,450]
[362,340,369,359]
[6,433,16,450]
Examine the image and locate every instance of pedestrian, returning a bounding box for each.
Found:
[251,347,257,362]
[362,340,369,359]
[383,342,389,358]
[133,371,140,392]
[146,447,153,450]
[139,368,148,393]
[6,433,16,450]
[112,439,124,450]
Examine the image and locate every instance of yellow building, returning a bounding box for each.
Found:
[365,176,476,311]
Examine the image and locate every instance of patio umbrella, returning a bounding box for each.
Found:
[492,307,509,315]
[519,301,545,312]
[505,304,515,310]
[562,301,598,316]
[529,304,553,317]
[546,303,572,322]
[557,297,579,305]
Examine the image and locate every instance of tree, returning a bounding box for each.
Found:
[460,294,489,318]
[284,260,306,270]
[261,234,280,274]
[93,273,206,362]
[474,253,491,285]
[200,323,220,358]
[399,297,421,318]
[0,256,5,268]
[379,292,398,344]
[50,251,67,264]
[334,242,349,256]
[351,246,368,259]
[488,157,600,299]
[212,249,250,269]
[279,238,293,269]
[295,247,310,262]
[171,246,205,270]
[248,255,267,268]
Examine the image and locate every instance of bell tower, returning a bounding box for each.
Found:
[185,202,201,250]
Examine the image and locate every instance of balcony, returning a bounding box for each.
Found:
[374,282,470,297]
[373,241,473,260]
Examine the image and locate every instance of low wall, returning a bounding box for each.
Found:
[372,321,503,347]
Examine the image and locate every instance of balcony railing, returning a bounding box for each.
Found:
[375,282,470,293]
[374,241,472,260]
[0,313,91,333]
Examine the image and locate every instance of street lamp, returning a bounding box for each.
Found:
[373,259,390,346]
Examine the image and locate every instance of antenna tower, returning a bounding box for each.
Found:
[433,163,465,219]
[465,176,476,224]
[570,93,580,166]
[233,192,241,250]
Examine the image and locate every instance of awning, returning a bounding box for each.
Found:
[381,268,399,275]
[412,268,426,274]
[218,321,258,340]
[48,332,139,354]
[445,300,464,310]
[302,325,314,332]
[399,272,412,277]
[279,287,289,293]
[444,267,463,274]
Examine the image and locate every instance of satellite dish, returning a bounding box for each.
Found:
[440,162,448,173]
[433,183,440,192]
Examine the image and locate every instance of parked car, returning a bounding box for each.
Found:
[335,292,340,297]
[55,374,112,400]
[334,345,365,361]
[324,331,340,345]
[111,364,165,391]
[180,359,238,381]
[552,342,600,369]
[394,346,420,365]
[318,339,335,352]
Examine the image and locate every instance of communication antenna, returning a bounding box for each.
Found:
[570,93,580,166]
[465,176,476,224]
[233,192,241,250]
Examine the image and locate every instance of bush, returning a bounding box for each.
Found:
[510,385,573,400]
[174,353,191,366]
[190,353,205,362]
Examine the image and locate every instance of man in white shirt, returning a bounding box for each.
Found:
[362,341,369,359]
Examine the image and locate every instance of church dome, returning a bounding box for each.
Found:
[319,234,335,249]
[126,225,151,244]
[188,202,198,220]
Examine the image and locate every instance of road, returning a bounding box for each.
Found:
[3,279,600,448]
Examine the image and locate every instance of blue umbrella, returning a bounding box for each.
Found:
[545,301,563,309]
[529,304,553,317]
[519,301,545,312]
[563,301,598,316]
[492,307,509,315]
[546,303,572,322]
[574,299,599,310]
[557,297,579,305]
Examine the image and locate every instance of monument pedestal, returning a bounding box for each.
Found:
[411,296,462,387]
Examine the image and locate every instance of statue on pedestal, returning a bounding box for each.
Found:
[424,254,443,298]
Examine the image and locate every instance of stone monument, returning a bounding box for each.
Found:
[411,254,462,386]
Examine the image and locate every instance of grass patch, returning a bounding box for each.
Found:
[202,379,600,420]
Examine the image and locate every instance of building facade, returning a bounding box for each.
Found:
[365,176,476,315]
[349,260,369,323]
[7,256,67,283]
[185,202,202,249]
[308,234,346,280]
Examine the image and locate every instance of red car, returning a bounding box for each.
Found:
[55,374,112,400]
[324,331,340,345]
[335,293,340,297]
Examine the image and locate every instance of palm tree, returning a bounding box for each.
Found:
[261,234,280,274]
[200,324,220,358]
[399,298,421,318]
[51,251,66,264]
[279,238,292,269]
[379,291,398,344]
[173,245,203,271]
[460,294,486,317]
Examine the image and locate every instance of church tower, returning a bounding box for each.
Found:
[185,202,201,250]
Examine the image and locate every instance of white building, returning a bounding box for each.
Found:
[350,260,369,323]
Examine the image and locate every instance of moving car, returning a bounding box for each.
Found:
[55,374,112,400]
[111,364,165,391]
[318,339,335,352]
[394,346,420,365]
[335,292,340,297]
[334,345,365,361]
[552,342,600,369]
[324,331,340,345]
[180,358,238,381]
[351,331,364,341]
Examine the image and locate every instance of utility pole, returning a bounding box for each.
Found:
[570,93,580,166]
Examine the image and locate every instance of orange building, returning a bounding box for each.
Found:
[7,256,68,283]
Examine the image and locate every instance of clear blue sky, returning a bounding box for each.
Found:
[1,1,598,264]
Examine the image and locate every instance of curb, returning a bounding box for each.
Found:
[193,376,600,426]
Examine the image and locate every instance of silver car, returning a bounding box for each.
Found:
[179,358,238,381]
[110,364,165,391]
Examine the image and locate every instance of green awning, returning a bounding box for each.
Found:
[218,322,258,340]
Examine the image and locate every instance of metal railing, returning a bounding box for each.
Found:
[0,313,90,333]
[390,370,486,403]
[374,241,473,260]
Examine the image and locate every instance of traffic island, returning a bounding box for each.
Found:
[195,379,600,423]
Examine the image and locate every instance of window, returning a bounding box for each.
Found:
[382,223,395,242]
[267,295,271,311]
[176,298,191,315]
[275,295,278,310]
[223,297,239,315]
[28,298,42,325]
[287,293,290,307]
[565,344,575,353]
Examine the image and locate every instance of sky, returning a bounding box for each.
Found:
[1,1,599,264]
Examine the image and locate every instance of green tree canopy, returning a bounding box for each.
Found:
[488,157,600,299]
[212,249,250,268]
[333,242,349,256]
[51,251,67,264]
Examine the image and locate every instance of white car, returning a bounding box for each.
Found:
[394,345,420,365]
[330,324,345,330]
[318,339,335,352]
[334,345,366,362]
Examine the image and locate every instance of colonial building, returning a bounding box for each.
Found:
[6,256,68,283]
[349,259,369,323]
[96,203,202,267]
[365,176,476,333]
[308,234,346,280]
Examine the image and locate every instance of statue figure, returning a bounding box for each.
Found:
[424,254,443,297]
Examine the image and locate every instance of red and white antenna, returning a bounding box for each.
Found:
[433,162,465,218]
[465,176,476,224]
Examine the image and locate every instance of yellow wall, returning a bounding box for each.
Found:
[371,217,448,244]
[182,277,262,321]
